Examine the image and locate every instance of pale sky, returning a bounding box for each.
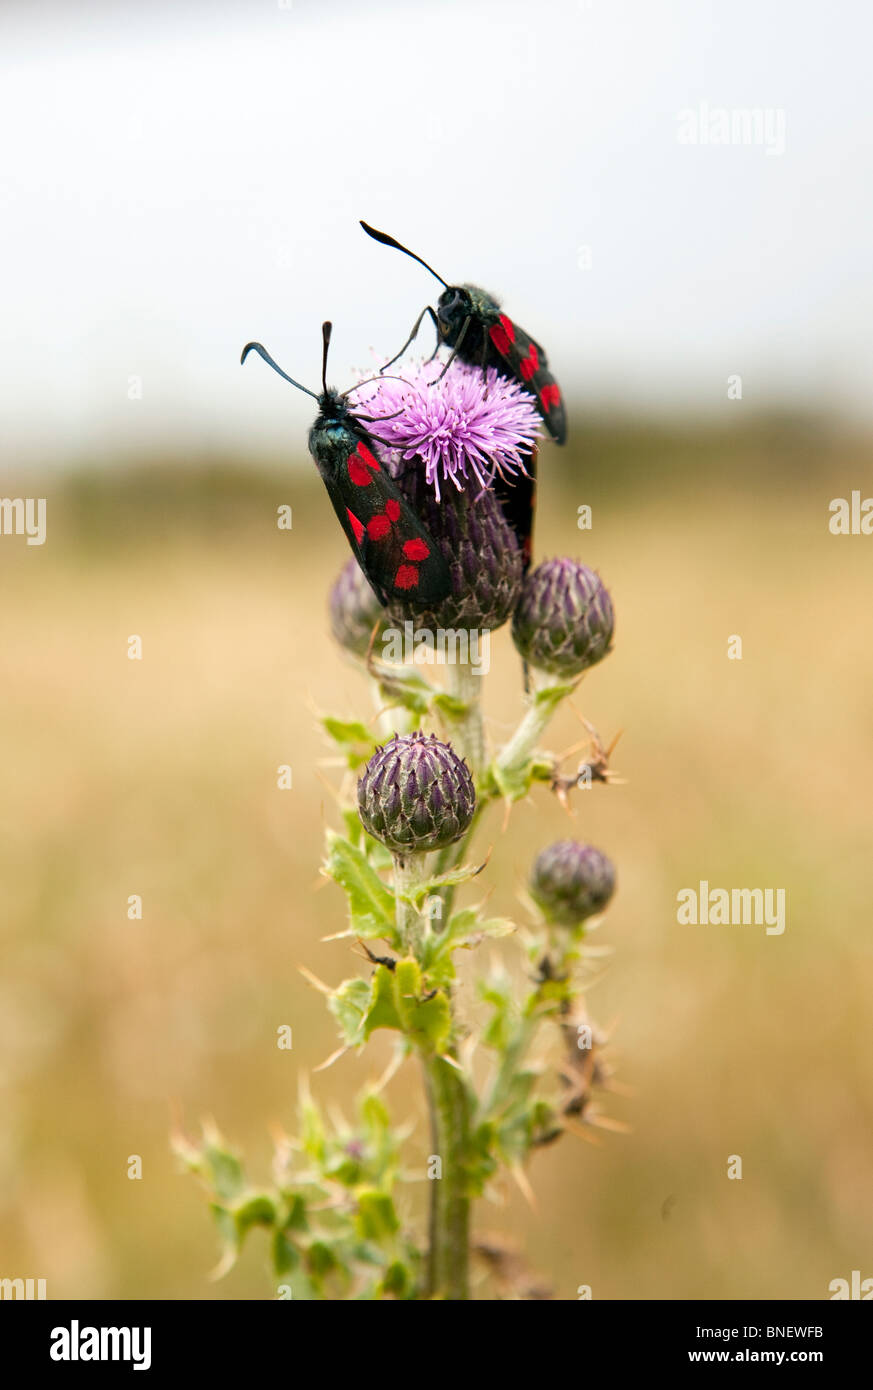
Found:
[2,0,872,466]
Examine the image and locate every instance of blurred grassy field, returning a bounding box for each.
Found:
[2,413,872,1300]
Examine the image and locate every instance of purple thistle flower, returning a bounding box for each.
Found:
[354,359,542,501]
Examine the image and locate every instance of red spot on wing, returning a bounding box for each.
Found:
[348,441,381,487]
[367,514,391,540]
[385,499,401,522]
[346,509,364,544]
[402,538,430,561]
[498,314,516,342]
[348,456,373,486]
[540,383,561,410]
[394,564,420,591]
[356,441,380,470]
[489,322,512,356]
[520,344,539,381]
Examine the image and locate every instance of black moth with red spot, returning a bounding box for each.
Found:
[241,323,451,607]
[360,222,568,569]
[312,426,450,604]
[360,222,567,444]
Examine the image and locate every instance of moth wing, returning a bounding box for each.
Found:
[488,315,567,445]
[493,444,537,573]
[328,435,451,606]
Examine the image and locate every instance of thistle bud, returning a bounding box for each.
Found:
[512,558,614,678]
[530,840,616,925]
[328,557,385,659]
[357,731,475,853]
[387,458,523,634]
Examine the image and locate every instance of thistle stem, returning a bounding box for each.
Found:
[484,969,561,1116]
[432,801,484,922]
[494,673,573,785]
[368,675,405,740]
[393,851,432,957]
[495,701,551,781]
[423,1053,471,1300]
[434,676,573,919]
[485,1015,538,1115]
[392,851,471,1298]
[443,659,485,779]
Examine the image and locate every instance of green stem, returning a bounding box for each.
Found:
[433,801,485,922]
[443,659,485,779]
[393,851,432,957]
[495,690,559,784]
[435,665,568,904]
[424,1053,471,1300]
[368,676,407,740]
[485,1016,538,1116]
[484,952,569,1118]
[434,675,574,920]
[392,851,471,1298]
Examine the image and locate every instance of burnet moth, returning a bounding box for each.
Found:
[359,222,566,443]
[241,322,451,607]
[360,220,566,566]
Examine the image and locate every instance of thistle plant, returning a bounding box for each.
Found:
[175,349,625,1300]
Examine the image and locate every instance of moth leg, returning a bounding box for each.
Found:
[480,326,490,396]
[431,315,471,383]
[381,305,440,371]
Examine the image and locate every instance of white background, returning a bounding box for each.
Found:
[2,0,871,464]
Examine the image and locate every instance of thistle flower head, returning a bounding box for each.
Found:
[357,731,475,854]
[530,841,616,926]
[355,359,541,501]
[512,558,614,678]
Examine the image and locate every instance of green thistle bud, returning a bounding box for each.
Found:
[530,840,616,925]
[328,557,385,659]
[357,731,475,853]
[386,456,523,633]
[512,558,614,678]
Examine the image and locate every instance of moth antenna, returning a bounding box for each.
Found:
[240,342,318,398]
[321,321,332,396]
[351,409,405,423]
[359,220,449,289]
[363,431,403,449]
[345,373,415,394]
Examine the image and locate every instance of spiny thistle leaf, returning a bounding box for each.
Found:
[323,830,397,943]
[328,977,372,1047]
[362,965,403,1037]
[355,1190,400,1242]
[322,716,379,770]
[394,858,486,905]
